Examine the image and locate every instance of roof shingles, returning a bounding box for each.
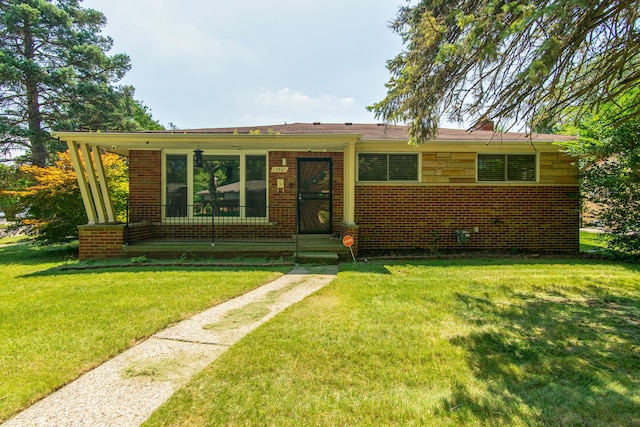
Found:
[159,122,574,142]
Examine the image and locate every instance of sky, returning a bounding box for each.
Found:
[80,0,433,130]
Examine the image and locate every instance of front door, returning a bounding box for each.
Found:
[298,159,332,234]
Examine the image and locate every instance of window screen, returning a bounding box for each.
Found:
[358,153,418,181]
[477,154,506,181]
[246,155,267,217]
[359,154,388,181]
[478,154,536,182]
[389,154,418,181]
[507,155,536,181]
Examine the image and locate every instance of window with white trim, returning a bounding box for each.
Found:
[165,153,267,218]
[193,155,241,217]
[358,153,419,181]
[166,154,188,217]
[477,154,536,182]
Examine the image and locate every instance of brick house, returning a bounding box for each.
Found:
[54,123,579,260]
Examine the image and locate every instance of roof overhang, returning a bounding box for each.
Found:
[52,131,362,155]
[53,128,572,156]
[358,138,566,153]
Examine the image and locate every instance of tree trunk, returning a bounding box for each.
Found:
[26,81,48,167]
[23,15,47,167]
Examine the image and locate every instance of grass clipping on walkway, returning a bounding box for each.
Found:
[204,281,300,331]
[0,243,287,422]
[146,259,640,426]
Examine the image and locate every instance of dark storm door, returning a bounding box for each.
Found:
[297,159,333,234]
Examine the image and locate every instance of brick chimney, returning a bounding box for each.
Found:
[474,119,494,131]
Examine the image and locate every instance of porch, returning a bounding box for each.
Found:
[122,234,349,262]
[121,203,351,262]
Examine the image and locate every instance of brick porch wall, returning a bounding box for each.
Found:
[129,150,162,222]
[354,185,580,253]
[78,224,126,260]
[77,150,160,260]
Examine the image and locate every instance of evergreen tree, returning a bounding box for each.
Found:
[370,0,640,143]
[0,0,138,166]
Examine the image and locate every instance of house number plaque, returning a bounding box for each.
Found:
[271,166,289,173]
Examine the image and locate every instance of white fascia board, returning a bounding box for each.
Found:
[52,132,361,153]
[357,139,568,153]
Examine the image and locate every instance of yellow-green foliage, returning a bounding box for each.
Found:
[7,150,128,242]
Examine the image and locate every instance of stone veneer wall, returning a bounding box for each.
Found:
[539,152,579,185]
[421,151,578,185]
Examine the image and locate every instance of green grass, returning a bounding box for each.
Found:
[0,223,30,245]
[580,230,607,252]
[0,243,287,422]
[0,234,30,245]
[145,259,640,426]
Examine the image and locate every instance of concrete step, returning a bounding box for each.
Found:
[295,251,339,265]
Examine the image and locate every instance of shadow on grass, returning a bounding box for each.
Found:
[0,241,77,265]
[343,257,640,274]
[1,243,293,277]
[580,242,606,252]
[444,287,640,425]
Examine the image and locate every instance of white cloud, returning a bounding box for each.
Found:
[79,0,416,129]
[227,88,372,126]
[88,0,258,74]
[255,88,356,111]
[157,87,372,130]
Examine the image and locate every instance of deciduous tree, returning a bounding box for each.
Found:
[5,150,128,242]
[0,163,28,216]
[563,90,640,255]
[370,0,640,143]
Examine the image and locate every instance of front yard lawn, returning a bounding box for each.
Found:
[0,243,287,422]
[146,259,640,426]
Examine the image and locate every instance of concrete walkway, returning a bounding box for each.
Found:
[3,265,338,427]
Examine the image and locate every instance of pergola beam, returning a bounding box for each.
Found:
[67,141,98,224]
[91,145,116,222]
[81,145,107,223]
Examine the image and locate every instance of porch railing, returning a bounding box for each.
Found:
[125,203,299,248]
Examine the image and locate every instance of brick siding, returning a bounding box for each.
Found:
[354,185,580,252]
[84,149,578,259]
[78,224,125,260]
[268,151,344,235]
[129,150,162,221]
